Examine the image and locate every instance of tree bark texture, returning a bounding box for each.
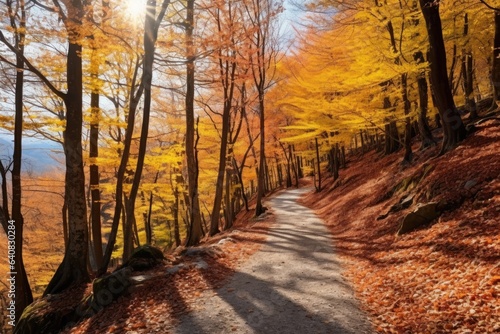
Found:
[419,0,466,154]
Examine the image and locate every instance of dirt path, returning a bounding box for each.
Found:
[173,187,374,334]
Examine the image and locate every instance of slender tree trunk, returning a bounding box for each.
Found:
[98,0,170,268]
[173,187,181,247]
[8,0,33,319]
[402,73,413,163]
[122,0,170,258]
[383,95,400,154]
[223,169,233,230]
[315,138,321,191]
[296,155,303,179]
[460,13,477,120]
[286,161,292,187]
[490,11,500,110]
[414,51,436,149]
[98,59,144,276]
[123,1,156,260]
[419,0,466,154]
[333,144,340,180]
[289,146,298,187]
[89,72,103,269]
[145,182,156,244]
[185,0,204,246]
[233,156,250,211]
[448,43,460,95]
[209,23,237,236]
[255,92,266,216]
[465,53,477,119]
[0,160,9,233]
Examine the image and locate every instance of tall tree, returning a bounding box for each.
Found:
[208,0,239,236]
[99,55,144,275]
[87,0,111,271]
[0,0,91,295]
[0,0,34,321]
[244,0,282,217]
[184,0,204,246]
[122,0,171,260]
[460,12,477,119]
[419,0,466,154]
[43,0,91,295]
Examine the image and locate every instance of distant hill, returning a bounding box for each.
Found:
[0,136,64,173]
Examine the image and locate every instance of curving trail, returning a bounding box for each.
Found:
[173,187,374,334]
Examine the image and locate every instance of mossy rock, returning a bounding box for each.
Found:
[131,245,164,260]
[14,299,74,334]
[121,245,164,271]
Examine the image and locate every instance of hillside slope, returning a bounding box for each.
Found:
[301,119,500,333]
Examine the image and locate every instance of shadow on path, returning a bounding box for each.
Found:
[173,187,374,334]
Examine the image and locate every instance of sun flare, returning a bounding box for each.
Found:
[125,0,147,21]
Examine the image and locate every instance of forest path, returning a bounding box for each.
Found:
[173,187,374,334]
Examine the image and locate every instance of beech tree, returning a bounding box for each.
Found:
[184,0,204,246]
[205,0,243,236]
[419,0,466,154]
[121,0,171,261]
[243,0,283,217]
[0,0,33,321]
[1,0,91,295]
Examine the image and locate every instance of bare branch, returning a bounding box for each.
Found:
[0,31,66,100]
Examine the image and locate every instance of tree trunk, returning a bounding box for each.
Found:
[383,95,400,155]
[123,1,157,260]
[185,0,204,246]
[89,72,103,270]
[286,156,292,188]
[209,49,236,237]
[297,155,303,179]
[460,13,477,120]
[121,0,171,257]
[491,11,500,110]
[402,73,413,163]
[414,51,436,149]
[98,58,144,276]
[173,187,181,247]
[334,144,340,180]
[315,138,321,191]
[45,37,90,296]
[255,93,267,216]
[289,146,297,187]
[146,190,154,245]
[419,0,466,154]
[0,160,9,232]
[223,169,233,230]
[9,0,33,319]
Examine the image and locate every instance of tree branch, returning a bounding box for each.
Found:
[0,31,66,100]
[479,0,500,11]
